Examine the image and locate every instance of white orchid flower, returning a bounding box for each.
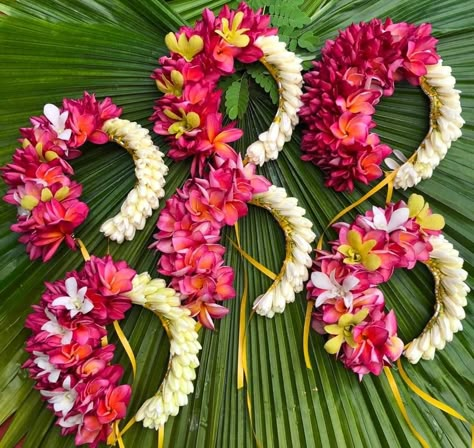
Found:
[43,103,72,141]
[41,376,77,416]
[52,277,93,318]
[371,206,409,233]
[41,308,73,344]
[311,269,359,310]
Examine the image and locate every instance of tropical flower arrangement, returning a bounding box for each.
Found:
[306,194,469,378]
[150,2,303,172]
[1,93,168,260]
[23,256,201,447]
[300,19,464,192]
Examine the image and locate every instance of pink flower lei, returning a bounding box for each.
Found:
[306,194,469,379]
[24,255,136,447]
[299,19,463,192]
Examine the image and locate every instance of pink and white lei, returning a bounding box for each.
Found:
[306,194,469,379]
[300,19,463,192]
[1,93,168,261]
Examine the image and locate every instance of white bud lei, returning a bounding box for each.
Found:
[100,118,169,242]
[404,235,469,364]
[126,275,201,429]
[245,35,303,165]
[250,185,316,318]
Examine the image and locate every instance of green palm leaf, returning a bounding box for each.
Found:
[0,1,472,447]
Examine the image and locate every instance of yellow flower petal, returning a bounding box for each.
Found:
[40,188,53,202]
[421,214,445,230]
[364,253,381,271]
[324,334,344,354]
[20,195,39,211]
[45,151,59,161]
[186,111,201,129]
[408,193,425,217]
[54,186,70,201]
[324,324,342,335]
[347,230,362,251]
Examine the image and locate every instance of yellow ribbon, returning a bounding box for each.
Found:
[227,237,277,281]
[76,238,91,261]
[385,171,394,204]
[158,425,165,448]
[397,360,474,447]
[384,367,429,448]
[303,300,314,369]
[237,264,249,390]
[113,320,137,379]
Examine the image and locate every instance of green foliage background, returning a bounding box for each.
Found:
[0,1,472,447]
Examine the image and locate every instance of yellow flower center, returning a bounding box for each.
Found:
[215,11,250,48]
[156,70,184,97]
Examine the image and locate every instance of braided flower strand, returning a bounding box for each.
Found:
[251,186,316,318]
[125,273,201,429]
[100,118,168,243]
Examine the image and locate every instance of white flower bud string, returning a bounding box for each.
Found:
[101,118,168,243]
[245,35,303,166]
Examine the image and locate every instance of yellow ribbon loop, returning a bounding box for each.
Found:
[76,238,91,261]
[385,171,394,204]
[303,300,314,370]
[237,268,249,390]
[228,237,277,280]
[397,360,474,447]
[113,320,137,379]
[158,425,165,448]
[384,367,429,448]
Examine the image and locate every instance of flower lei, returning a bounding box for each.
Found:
[300,19,464,192]
[24,256,201,447]
[149,3,313,330]
[306,194,469,379]
[1,93,168,261]
[150,2,303,173]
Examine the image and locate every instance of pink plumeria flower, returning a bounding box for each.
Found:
[370,205,409,232]
[52,277,93,318]
[311,269,359,310]
[41,308,73,344]
[41,376,77,416]
[33,351,61,383]
[43,104,72,142]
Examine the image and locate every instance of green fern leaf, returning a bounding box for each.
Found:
[247,64,279,105]
[225,76,249,120]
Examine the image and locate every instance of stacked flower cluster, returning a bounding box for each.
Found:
[151,2,302,172]
[151,155,270,329]
[1,93,122,261]
[300,19,442,192]
[307,194,453,379]
[100,118,168,243]
[24,256,136,447]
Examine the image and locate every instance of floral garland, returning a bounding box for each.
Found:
[1,93,168,261]
[306,194,469,379]
[300,19,464,192]
[150,2,303,173]
[24,256,200,447]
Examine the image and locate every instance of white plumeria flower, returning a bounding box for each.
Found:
[371,206,409,233]
[311,270,359,310]
[41,308,73,344]
[51,277,93,318]
[58,413,83,429]
[33,351,61,383]
[43,104,72,141]
[41,376,77,416]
